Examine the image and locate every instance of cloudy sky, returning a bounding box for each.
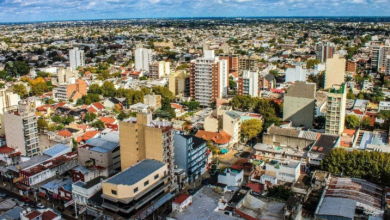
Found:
[0,0,389,22]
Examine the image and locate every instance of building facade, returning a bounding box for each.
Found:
[283,82,316,128]
[135,48,153,71]
[119,113,175,185]
[149,61,170,79]
[169,70,189,97]
[238,70,258,97]
[4,101,39,156]
[173,134,207,183]
[190,50,228,107]
[69,47,85,70]
[316,42,335,63]
[325,84,347,135]
[0,88,20,134]
[285,64,308,83]
[324,54,346,89]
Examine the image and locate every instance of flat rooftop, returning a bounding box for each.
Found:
[168,186,240,220]
[105,159,165,186]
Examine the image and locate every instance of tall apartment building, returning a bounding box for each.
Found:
[149,61,171,79]
[119,113,175,185]
[135,48,153,71]
[219,53,239,74]
[55,79,87,100]
[0,89,20,134]
[237,70,258,97]
[325,84,347,135]
[238,56,258,73]
[168,70,189,97]
[174,134,207,183]
[4,101,39,156]
[373,46,390,72]
[143,94,162,109]
[283,82,316,128]
[57,67,78,84]
[69,47,85,70]
[316,42,335,63]
[189,50,228,107]
[324,54,346,89]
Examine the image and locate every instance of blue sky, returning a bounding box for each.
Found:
[0,0,389,22]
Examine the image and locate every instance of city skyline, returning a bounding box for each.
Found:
[1,0,390,23]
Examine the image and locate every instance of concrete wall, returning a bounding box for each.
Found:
[102,164,167,199]
[324,54,346,89]
[283,96,315,128]
[174,135,188,173]
[263,134,315,149]
[4,112,26,155]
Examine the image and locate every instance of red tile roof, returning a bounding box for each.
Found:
[195,130,231,145]
[100,117,116,124]
[93,102,105,110]
[246,182,264,194]
[87,107,97,113]
[0,146,15,154]
[58,130,72,137]
[171,103,183,109]
[78,130,99,143]
[25,211,41,220]
[173,194,190,204]
[42,210,59,220]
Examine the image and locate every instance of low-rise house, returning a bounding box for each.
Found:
[72,176,105,205]
[129,103,150,113]
[308,134,339,166]
[195,130,232,152]
[172,195,192,213]
[218,167,244,187]
[72,165,108,182]
[263,160,300,184]
[103,97,127,110]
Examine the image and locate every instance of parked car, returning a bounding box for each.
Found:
[188,189,195,195]
[22,196,30,203]
[0,193,6,197]
[36,203,45,209]
[201,179,210,185]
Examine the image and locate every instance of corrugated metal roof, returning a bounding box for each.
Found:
[42,144,71,157]
[316,197,356,219]
[87,138,119,151]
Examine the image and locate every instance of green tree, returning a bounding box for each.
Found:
[117,112,128,121]
[0,70,7,79]
[155,98,176,120]
[182,100,200,111]
[307,72,325,90]
[241,119,263,142]
[13,84,28,98]
[139,76,148,80]
[345,115,360,129]
[37,118,48,133]
[88,84,102,94]
[101,81,116,97]
[51,115,62,123]
[14,61,31,76]
[230,95,256,111]
[31,82,49,96]
[91,120,105,130]
[152,86,174,101]
[63,116,74,125]
[267,185,294,201]
[84,113,96,122]
[306,59,321,69]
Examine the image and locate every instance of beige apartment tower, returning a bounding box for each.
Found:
[119,113,175,183]
[325,84,347,135]
[169,70,189,96]
[324,54,346,89]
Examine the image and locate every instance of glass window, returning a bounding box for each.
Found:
[111,190,117,195]
[144,180,149,186]
[154,174,159,180]
[134,187,138,193]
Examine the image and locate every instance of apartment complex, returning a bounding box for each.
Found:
[238,56,258,73]
[0,88,20,134]
[190,50,228,107]
[173,134,207,183]
[3,101,39,156]
[371,46,390,72]
[55,79,87,100]
[57,67,78,84]
[324,54,346,89]
[237,70,258,97]
[316,42,335,63]
[283,82,316,128]
[219,53,239,74]
[143,94,162,109]
[102,159,172,218]
[149,61,170,79]
[69,47,85,70]
[325,84,347,135]
[135,48,153,71]
[119,113,175,185]
[168,70,189,97]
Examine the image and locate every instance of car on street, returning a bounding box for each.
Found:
[188,189,195,195]
[36,203,45,209]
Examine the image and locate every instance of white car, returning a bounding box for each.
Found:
[36,203,45,209]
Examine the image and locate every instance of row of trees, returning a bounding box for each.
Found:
[321,148,390,186]
[230,95,282,129]
[12,77,52,98]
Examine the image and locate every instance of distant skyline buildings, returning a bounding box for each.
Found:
[1,0,390,23]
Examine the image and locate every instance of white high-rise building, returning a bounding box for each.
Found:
[69,47,85,70]
[285,64,308,83]
[239,70,259,97]
[0,88,21,134]
[135,48,153,71]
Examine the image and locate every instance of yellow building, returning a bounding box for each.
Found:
[102,159,172,217]
[119,113,175,183]
[324,54,346,89]
[168,70,189,96]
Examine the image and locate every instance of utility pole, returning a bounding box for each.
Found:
[75,203,78,218]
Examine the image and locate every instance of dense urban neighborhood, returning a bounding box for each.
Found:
[0,17,390,220]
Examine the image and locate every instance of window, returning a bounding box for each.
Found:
[144,180,149,186]
[134,187,138,193]
[111,190,117,195]
[154,174,159,180]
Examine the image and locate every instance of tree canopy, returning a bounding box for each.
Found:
[345,115,360,129]
[241,119,263,142]
[321,148,390,186]
[13,84,28,98]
